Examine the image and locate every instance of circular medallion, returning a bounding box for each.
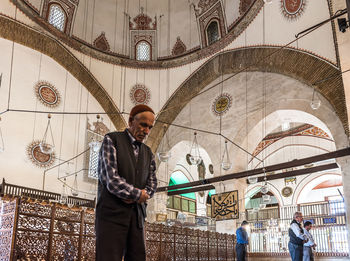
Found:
[130,84,151,105]
[282,186,293,197]
[212,93,232,116]
[35,81,61,108]
[209,164,214,174]
[281,0,306,20]
[26,141,55,168]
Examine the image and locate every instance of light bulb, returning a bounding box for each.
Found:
[248,176,258,184]
[221,162,232,171]
[310,99,321,110]
[39,142,54,154]
[157,151,171,162]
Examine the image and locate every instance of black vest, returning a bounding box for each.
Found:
[96,130,153,228]
[288,220,304,246]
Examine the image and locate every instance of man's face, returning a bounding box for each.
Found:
[128,111,155,142]
[295,214,303,223]
[305,225,312,231]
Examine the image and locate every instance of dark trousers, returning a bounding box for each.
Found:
[288,242,303,261]
[96,207,146,261]
[235,243,247,261]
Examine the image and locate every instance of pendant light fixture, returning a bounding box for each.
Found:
[221,140,232,171]
[0,117,4,153]
[71,174,79,197]
[310,87,321,110]
[248,176,258,184]
[157,125,171,162]
[39,114,55,154]
[189,132,202,165]
[59,178,68,204]
[260,168,269,194]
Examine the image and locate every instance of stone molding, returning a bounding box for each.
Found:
[10,0,264,69]
[146,47,348,152]
[0,15,126,131]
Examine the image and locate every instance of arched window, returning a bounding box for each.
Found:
[48,4,66,32]
[207,20,220,45]
[136,41,151,61]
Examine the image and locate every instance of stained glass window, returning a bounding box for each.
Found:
[207,21,219,45]
[136,41,151,61]
[48,4,66,32]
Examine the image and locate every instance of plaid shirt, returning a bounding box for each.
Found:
[97,129,157,201]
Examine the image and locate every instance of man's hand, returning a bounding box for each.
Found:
[137,189,149,204]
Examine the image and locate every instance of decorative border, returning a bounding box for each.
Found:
[34,81,61,108]
[280,0,306,20]
[211,93,232,116]
[129,84,151,105]
[26,140,55,168]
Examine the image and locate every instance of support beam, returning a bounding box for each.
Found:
[167,185,215,196]
[157,147,350,192]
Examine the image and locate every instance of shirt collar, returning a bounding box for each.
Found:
[126,129,141,146]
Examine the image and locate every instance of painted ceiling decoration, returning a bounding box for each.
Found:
[34,81,61,108]
[10,0,264,68]
[240,0,255,15]
[211,93,232,117]
[130,84,151,105]
[280,0,307,20]
[172,37,187,56]
[251,124,333,160]
[26,141,56,168]
[93,32,110,52]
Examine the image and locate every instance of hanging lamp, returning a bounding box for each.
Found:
[221,140,232,171]
[189,132,202,165]
[71,174,79,197]
[59,178,68,204]
[157,125,171,162]
[310,87,321,110]
[248,176,258,184]
[39,114,55,154]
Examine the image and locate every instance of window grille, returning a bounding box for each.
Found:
[207,21,219,45]
[88,141,101,179]
[136,41,151,61]
[48,4,66,31]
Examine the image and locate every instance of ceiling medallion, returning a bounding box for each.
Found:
[35,81,61,108]
[282,186,293,197]
[26,140,55,168]
[130,84,151,105]
[281,0,306,20]
[212,93,232,116]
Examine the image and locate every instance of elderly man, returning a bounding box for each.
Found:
[95,104,157,261]
[288,211,308,261]
[303,221,316,261]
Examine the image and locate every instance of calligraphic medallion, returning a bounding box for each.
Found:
[35,81,61,108]
[130,84,151,105]
[281,0,306,20]
[26,141,55,168]
[211,190,239,220]
[282,186,293,197]
[212,93,232,116]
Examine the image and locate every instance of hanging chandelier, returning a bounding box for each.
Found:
[157,125,171,162]
[71,174,79,197]
[248,176,258,184]
[39,114,55,154]
[189,132,202,165]
[221,140,232,171]
[59,178,68,204]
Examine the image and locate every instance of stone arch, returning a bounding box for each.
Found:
[0,15,126,130]
[148,47,348,152]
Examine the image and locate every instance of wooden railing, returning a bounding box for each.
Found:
[0,178,95,208]
[0,196,236,261]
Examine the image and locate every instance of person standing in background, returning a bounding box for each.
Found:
[288,211,308,261]
[303,221,316,261]
[235,220,249,261]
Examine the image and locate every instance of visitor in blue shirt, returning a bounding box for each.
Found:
[235,220,249,261]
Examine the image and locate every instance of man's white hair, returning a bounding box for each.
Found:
[293,211,302,219]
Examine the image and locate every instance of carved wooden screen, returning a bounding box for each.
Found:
[0,197,18,261]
